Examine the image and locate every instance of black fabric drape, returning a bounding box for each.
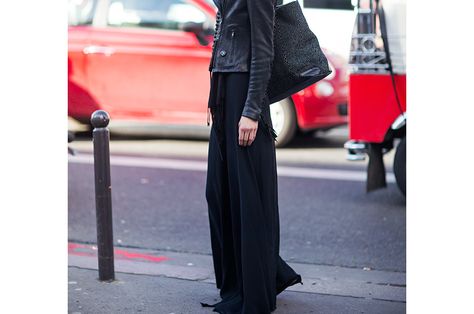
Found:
[203,72,302,313]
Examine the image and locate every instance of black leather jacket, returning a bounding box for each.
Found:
[209,0,276,121]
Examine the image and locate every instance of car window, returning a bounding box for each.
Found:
[68,0,97,26]
[107,0,207,30]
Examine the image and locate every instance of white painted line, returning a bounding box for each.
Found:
[69,154,395,183]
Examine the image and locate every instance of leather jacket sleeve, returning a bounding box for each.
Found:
[241,0,276,121]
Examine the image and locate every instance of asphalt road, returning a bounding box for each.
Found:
[69,127,405,272]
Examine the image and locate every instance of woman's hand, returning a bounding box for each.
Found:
[238,116,258,146]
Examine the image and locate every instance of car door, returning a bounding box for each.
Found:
[85,0,213,125]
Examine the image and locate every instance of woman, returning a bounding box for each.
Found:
[201,0,303,313]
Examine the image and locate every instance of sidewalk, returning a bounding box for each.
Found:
[68,241,405,314]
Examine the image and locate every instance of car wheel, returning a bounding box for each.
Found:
[393,137,406,196]
[270,97,297,147]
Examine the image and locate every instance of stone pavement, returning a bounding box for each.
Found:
[68,241,405,314]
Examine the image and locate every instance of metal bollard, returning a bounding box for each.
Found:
[91,110,115,282]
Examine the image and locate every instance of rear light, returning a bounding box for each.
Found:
[315,81,334,97]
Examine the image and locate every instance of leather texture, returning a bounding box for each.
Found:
[209,0,277,121]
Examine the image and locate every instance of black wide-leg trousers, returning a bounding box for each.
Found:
[204,72,302,314]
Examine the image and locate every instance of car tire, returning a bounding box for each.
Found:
[269,97,297,147]
[393,136,406,196]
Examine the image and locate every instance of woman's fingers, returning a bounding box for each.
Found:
[238,116,258,146]
[243,128,250,146]
[238,127,258,146]
[239,128,248,146]
[248,128,257,146]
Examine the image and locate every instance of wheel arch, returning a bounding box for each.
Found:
[383,113,406,144]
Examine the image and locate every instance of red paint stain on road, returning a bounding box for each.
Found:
[68,242,169,263]
[114,248,169,262]
[68,242,95,257]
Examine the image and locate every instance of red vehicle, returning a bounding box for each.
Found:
[344,0,406,194]
[68,0,348,147]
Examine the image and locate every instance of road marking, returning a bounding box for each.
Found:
[69,154,395,183]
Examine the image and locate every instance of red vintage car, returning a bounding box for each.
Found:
[344,0,406,194]
[68,0,348,146]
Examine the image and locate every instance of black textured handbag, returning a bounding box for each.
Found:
[267,1,332,104]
